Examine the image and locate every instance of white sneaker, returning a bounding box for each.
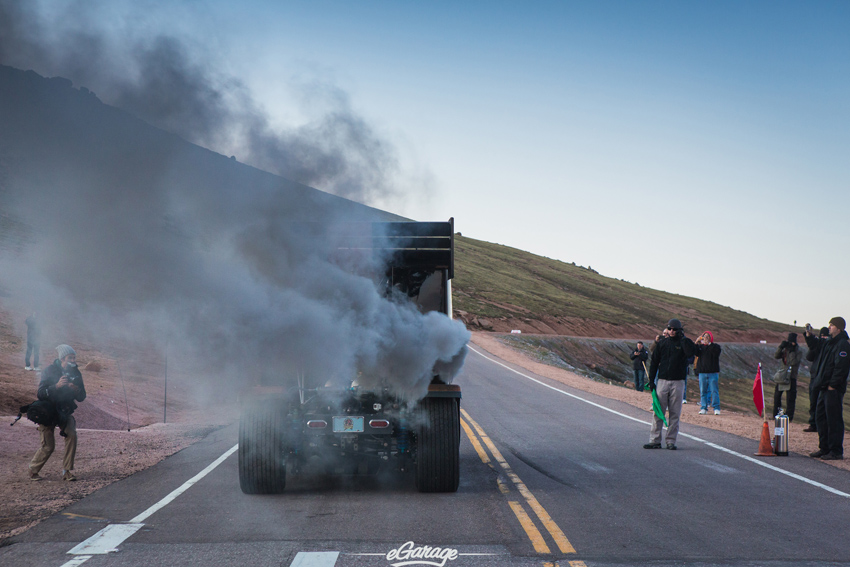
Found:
[699,409,707,415]
[33,367,40,372]
[714,409,721,415]
[683,400,688,404]
[25,366,32,371]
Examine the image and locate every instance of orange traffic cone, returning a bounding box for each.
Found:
[755,421,775,456]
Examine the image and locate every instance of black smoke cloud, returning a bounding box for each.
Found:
[0,0,404,205]
[0,2,468,402]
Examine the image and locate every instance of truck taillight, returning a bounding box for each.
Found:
[369,419,390,428]
[307,420,327,429]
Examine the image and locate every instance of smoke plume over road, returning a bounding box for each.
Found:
[0,2,469,403]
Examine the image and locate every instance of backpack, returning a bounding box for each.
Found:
[19,400,57,426]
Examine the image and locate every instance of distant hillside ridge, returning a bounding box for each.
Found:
[452,235,791,343]
[0,64,402,225]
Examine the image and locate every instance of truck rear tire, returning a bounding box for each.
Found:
[415,397,460,493]
[239,403,287,494]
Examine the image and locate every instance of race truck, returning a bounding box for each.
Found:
[238,219,462,493]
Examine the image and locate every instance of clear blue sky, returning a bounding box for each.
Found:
[22,1,850,328]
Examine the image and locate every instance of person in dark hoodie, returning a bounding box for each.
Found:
[808,317,850,461]
[629,341,649,392]
[803,326,830,432]
[28,344,86,481]
[695,331,722,415]
[773,332,804,422]
[644,318,697,450]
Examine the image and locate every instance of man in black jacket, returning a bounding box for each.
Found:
[773,332,803,422]
[808,317,850,461]
[629,341,649,392]
[695,331,722,415]
[644,319,697,450]
[803,326,830,432]
[28,344,87,481]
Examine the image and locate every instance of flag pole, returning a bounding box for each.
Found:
[759,362,767,424]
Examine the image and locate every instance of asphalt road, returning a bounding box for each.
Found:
[4,343,850,567]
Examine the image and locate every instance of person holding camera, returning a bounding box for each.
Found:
[803,325,830,432]
[28,344,87,481]
[629,341,649,391]
[695,331,722,415]
[772,333,803,422]
[644,319,697,450]
[808,317,850,461]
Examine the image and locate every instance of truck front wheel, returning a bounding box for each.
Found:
[415,397,460,492]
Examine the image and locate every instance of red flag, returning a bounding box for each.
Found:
[753,363,764,417]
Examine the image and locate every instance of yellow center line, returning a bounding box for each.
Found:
[508,501,551,554]
[460,417,491,465]
[461,408,576,554]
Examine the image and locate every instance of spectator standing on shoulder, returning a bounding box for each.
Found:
[644,319,697,451]
[772,333,803,422]
[809,317,850,461]
[28,344,87,481]
[25,311,41,371]
[695,331,722,415]
[630,341,649,392]
[803,326,830,432]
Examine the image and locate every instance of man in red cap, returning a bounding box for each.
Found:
[808,317,850,460]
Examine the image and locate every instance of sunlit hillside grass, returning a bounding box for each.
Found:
[452,234,789,337]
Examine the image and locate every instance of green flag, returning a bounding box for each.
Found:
[643,361,668,427]
[649,385,668,427]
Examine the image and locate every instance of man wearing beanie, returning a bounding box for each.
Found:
[695,331,722,415]
[644,318,697,450]
[809,317,850,460]
[773,332,803,422]
[28,344,87,481]
[803,326,831,432]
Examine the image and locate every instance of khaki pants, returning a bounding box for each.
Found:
[29,415,77,474]
[649,379,685,445]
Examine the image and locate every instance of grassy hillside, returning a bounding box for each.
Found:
[453,235,791,341]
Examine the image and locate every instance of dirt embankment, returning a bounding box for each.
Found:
[455,311,786,343]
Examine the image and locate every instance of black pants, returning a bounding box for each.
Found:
[773,379,797,421]
[808,380,818,427]
[25,341,40,367]
[815,388,845,456]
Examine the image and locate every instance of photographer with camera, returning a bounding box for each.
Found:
[695,331,722,415]
[808,317,850,461]
[644,319,697,451]
[773,332,803,422]
[28,344,87,481]
[803,325,830,432]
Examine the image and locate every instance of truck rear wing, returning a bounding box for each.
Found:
[333,218,455,280]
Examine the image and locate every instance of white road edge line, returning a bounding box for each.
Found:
[67,444,239,557]
[469,345,850,499]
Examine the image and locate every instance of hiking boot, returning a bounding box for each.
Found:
[62,470,77,481]
[29,471,41,481]
[714,410,721,415]
[802,425,817,432]
[666,444,677,450]
[821,453,844,461]
[698,409,707,415]
[643,442,663,449]
[809,449,827,458]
